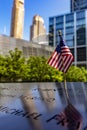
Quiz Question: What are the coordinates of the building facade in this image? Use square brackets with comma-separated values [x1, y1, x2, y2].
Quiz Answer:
[71, 0, 87, 12]
[10, 0, 24, 39]
[0, 35, 53, 59]
[30, 15, 47, 44]
[49, 10, 87, 68]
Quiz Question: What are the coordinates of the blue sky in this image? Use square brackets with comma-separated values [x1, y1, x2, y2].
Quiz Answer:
[0, 0, 70, 40]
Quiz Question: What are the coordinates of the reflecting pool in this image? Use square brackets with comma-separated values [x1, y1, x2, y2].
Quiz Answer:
[0, 82, 87, 130]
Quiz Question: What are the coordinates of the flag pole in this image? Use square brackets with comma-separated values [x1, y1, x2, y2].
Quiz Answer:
[58, 30, 70, 104]
[63, 72, 70, 104]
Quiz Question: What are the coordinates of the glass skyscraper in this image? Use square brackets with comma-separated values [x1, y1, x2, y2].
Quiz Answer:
[49, 10, 87, 68]
[71, 0, 87, 12]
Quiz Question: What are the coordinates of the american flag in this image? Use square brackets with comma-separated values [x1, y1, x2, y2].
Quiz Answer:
[47, 38, 74, 73]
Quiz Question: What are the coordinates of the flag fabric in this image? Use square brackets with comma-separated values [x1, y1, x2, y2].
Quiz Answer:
[47, 38, 74, 73]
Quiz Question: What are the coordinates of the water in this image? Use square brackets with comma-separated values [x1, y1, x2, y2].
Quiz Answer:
[0, 82, 87, 130]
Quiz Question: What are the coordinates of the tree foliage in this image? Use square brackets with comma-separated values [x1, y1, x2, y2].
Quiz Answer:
[66, 66, 87, 82]
[22, 56, 63, 82]
[0, 48, 87, 82]
[0, 48, 25, 82]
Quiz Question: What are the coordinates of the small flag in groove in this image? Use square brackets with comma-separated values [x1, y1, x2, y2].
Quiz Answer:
[47, 38, 74, 73]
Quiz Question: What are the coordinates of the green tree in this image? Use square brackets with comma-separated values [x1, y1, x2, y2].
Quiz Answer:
[23, 56, 50, 81]
[0, 48, 87, 82]
[66, 66, 87, 82]
[22, 56, 63, 82]
[0, 55, 7, 81]
[4, 48, 26, 81]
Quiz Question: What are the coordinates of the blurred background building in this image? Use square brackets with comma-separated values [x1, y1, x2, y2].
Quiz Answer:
[10, 0, 24, 39]
[71, 0, 87, 12]
[0, 35, 53, 58]
[30, 15, 48, 45]
[49, 0, 87, 68]
[0, 0, 54, 60]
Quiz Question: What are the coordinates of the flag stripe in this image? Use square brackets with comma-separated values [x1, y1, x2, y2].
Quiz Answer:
[51, 53, 59, 67]
[48, 51, 57, 65]
[58, 56, 66, 72]
[55, 56, 62, 69]
[63, 55, 72, 72]
[64, 56, 74, 73]
[56, 56, 63, 70]
[53, 55, 59, 68]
